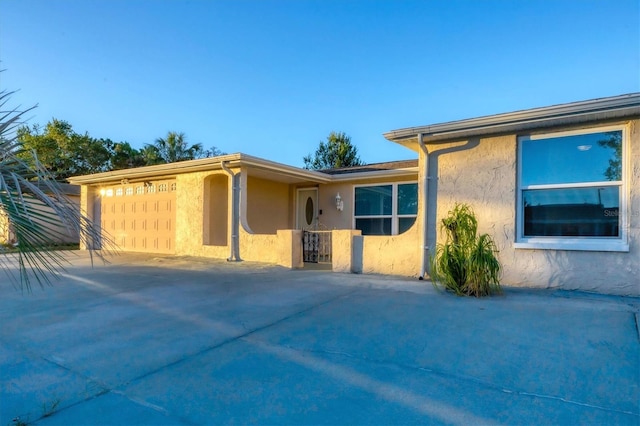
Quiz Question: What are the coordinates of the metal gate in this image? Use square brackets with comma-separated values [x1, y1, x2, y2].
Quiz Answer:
[302, 230, 332, 264]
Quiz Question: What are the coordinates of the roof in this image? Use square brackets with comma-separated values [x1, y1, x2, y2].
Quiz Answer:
[32, 181, 80, 196]
[384, 93, 640, 149]
[321, 159, 418, 175]
[68, 153, 418, 186]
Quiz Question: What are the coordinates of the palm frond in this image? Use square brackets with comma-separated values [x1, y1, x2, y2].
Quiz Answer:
[1, 87, 114, 291]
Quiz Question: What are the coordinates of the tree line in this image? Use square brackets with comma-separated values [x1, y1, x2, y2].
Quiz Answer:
[16, 119, 224, 180]
[15, 119, 365, 181]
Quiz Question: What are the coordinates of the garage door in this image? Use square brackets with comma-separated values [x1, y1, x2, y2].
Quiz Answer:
[100, 180, 176, 254]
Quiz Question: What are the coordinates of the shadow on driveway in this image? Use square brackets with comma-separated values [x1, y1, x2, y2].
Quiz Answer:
[1, 252, 638, 425]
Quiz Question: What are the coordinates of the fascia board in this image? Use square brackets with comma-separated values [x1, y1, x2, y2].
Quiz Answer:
[68, 153, 333, 185]
[327, 168, 419, 182]
[68, 154, 244, 185]
[384, 93, 640, 143]
[239, 155, 332, 183]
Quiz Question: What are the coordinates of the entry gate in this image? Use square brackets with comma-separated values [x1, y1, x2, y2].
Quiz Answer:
[302, 230, 332, 264]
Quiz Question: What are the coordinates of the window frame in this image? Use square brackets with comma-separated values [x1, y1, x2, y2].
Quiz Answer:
[353, 181, 418, 236]
[515, 124, 629, 252]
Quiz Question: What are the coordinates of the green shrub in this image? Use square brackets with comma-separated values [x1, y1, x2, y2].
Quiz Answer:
[430, 203, 501, 297]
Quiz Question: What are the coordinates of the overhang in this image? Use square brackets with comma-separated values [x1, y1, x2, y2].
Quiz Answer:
[68, 153, 333, 186]
[383, 93, 640, 148]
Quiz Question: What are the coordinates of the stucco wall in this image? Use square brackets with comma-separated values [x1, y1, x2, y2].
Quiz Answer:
[0, 210, 11, 245]
[239, 228, 302, 268]
[317, 177, 421, 277]
[361, 224, 420, 277]
[246, 176, 291, 234]
[429, 119, 639, 295]
[175, 171, 230, 259]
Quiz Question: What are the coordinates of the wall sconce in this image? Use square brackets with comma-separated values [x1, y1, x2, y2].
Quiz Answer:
[335, 193, 344, 211]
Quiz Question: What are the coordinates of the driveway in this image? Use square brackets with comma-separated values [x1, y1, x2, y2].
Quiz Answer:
[1, 252, 638, 425]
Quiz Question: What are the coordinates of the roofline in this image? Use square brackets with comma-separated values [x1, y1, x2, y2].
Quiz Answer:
[383, 93, 640, 144]
[68, 153, 334, 185]
[68, 153, 419, 186]
[328, 167, 418, 182]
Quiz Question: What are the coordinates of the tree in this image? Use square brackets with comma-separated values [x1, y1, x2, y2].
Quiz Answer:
[17, 119, 111, 180]
[598, 131, 622, 181]
[144, 131, 204, 165]
[106, 140, 146, 170]
[303, 131, 364, 170]
[0, 88, 108, 290]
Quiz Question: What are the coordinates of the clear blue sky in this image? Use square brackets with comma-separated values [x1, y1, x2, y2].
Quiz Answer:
[2, 0, 639, 167]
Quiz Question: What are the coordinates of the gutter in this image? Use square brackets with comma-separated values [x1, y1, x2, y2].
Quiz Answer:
[221, 161, 241, 262]
[418, 133, 429, 280]
[68, 153, 333, 186]
[384, 93, 640, 143]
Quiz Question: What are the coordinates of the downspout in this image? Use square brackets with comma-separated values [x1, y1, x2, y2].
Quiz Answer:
[418, 133, 430, 280]
[221, 161, 241, 261]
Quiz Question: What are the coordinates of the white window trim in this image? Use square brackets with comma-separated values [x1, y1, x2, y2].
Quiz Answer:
[353, 181, 418, 236]
[515, 124, 629, 252]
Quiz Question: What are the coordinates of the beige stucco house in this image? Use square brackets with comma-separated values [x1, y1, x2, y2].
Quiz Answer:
[68, 156, 420, 276]
[70, 93, 639, 296]
[384, 93, 639, 296]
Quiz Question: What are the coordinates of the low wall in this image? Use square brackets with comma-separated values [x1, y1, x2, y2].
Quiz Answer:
[239, 227, 303, 269]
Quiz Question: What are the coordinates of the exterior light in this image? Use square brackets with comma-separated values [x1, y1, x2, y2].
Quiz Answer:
[335, 193, 344, 211]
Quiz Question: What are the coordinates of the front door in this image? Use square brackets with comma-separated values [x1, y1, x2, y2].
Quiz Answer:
[296, 188, 318, 230]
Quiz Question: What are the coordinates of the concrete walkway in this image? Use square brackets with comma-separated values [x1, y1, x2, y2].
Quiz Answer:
[1, 252, 638, 425]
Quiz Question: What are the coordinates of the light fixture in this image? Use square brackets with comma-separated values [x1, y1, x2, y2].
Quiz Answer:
[335, 193, 344, 211]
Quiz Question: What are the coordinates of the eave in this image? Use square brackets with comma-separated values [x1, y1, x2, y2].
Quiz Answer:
[383, 93, 640, 147]
[68, 153, 333, 186]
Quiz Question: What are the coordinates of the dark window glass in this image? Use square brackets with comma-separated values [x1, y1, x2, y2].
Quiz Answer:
[398, 217, 417, 234]
[356, 218, 392, 236]
[398, 183, 418, 215]
[355, 186, 392, 216]
[523, 187, 619, 237]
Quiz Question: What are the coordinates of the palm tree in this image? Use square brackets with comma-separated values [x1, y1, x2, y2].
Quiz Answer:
[145, 131, 203, 164]
[0, 88, 108, 291]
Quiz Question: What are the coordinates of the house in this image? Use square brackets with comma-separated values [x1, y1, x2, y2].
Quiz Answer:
[68, 156, 420, 276]
[1, 183, 81, 246]
[384, 93, 639, 296]
[69, 93, 639, 296]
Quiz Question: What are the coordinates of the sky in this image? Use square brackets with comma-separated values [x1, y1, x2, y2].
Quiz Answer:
[1, 0, 639, 168]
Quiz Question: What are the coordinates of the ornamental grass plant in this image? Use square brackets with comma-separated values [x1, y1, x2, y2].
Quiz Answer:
[430, 203, 501, 297]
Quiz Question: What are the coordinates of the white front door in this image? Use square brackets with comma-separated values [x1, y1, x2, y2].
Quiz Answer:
[296, 188, 318, 230]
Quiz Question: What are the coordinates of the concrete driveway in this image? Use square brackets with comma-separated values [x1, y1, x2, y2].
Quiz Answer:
[1, 252, 638, 425]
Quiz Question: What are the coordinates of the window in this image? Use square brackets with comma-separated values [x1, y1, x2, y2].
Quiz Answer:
[115, 188, 123, 196]
[158, 183, 168, 192]
[136, 186, 145, 194]
[354, 182, 418, 235]
[125, 187, 134, 196]
[516, 126, 628, 251]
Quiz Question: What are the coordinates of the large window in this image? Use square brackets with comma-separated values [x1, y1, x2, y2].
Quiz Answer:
[354, 182, 418, 235]
[516, 126, 628, 251]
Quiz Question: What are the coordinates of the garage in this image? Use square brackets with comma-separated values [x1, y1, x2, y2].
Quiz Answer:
[99, 180, 176, 254]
